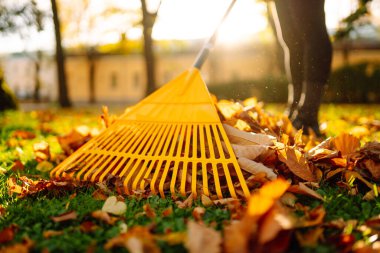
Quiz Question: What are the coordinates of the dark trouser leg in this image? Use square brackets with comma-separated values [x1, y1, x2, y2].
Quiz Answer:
[274, 0, 332, 135]
[272, 1, 303, 119]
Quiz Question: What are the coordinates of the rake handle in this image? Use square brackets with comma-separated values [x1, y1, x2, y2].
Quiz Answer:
[193, 0, 237, 70]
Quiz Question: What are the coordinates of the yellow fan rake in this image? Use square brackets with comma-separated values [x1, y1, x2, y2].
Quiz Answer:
[51, 0, 251, 199]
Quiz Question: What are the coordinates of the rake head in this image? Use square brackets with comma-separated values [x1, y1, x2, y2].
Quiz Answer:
[51, 69, 250, 199]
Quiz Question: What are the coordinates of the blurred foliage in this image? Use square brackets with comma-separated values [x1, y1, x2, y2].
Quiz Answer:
[334, 0, 373, 40]
[0, 0, 44, 35]
[209, 61, 380, 103]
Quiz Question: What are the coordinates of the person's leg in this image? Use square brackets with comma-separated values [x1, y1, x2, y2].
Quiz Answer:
[272, 1, 304, 119]
[289, 0, 333, 135]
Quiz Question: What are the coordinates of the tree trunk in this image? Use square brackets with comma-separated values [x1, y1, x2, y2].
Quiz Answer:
[141, 0, 156, 96]
[0, 76, 18, 111]
[33, 51, 42, 102]
[88, 53, 96, 103]
[51, 0, 71, 107]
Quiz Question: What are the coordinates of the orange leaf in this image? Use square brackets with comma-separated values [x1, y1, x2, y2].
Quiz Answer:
[50, 211, 77, 223]
[12, 130, 36, 139]
[11, 160, 24, 172]
[0, 225, 17, 243]
[43, 230, 64, 238]
[162, 207, 173, 217]
[247, 179, 290, 217]
[278, 147, 317, 182]
[91, 210, 117, 225]
[333, 133, 360, 157]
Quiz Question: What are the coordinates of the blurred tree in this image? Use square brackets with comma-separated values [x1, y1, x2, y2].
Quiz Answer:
[0, 0, 43, 111]
[51, 0, 71, 107]
[141, 0, 161, 96]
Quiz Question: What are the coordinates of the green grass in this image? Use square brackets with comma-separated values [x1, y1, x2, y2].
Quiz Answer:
[1, 104, 379, 252]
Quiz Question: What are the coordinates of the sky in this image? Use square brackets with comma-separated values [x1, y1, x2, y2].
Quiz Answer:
[0, 0, 379, 54]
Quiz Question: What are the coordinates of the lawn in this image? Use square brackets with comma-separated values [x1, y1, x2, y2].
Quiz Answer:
[0, 101, 379, 253]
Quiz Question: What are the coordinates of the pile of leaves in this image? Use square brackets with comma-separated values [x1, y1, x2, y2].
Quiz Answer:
[1, 99, 380, 252]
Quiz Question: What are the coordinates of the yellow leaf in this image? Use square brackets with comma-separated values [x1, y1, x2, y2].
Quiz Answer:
[36, 161, 54, 172]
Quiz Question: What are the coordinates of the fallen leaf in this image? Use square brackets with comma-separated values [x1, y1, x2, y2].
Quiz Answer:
[162, 207, 173, 217]
[296, 227, 324, 247]
[297, 205, 326, 227]
[143, 203, 156, 219]
[0, 224, 18, 243]
[92, 189, 108, 200]
[176, 193, 194, 208]
[277, 147, 317, 182]
[155, 232, 187, 245]
[288, 183, 324, 201]
[102, 196, 126, 216]
[333, 133, 360, 157]
[11, 160, 24, 172]
[12, 130, 36, 139]
[80, 221, 99, 233]
[192, 207, 206, 221]
[248, 179, 290, 217]
[363, 159, 380, 180]
[238, 157, 277, 180]
[104, 226, 160, 253]
[36, 161, 54, 172]
[33, 141, 51, 162]
[201, 194, 214, 207]
[232, 144, 268, 160]
[0, 237, 34, 253]
[223, 124, 276, 146]
[50, 211, 77, 223]
[43, 230, 64, 238]
[57, 127, 92, 155]
[91, 210, 117, 225]
[185, 220, 221, 253]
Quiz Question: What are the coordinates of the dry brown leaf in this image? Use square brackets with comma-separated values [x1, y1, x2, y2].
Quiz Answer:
[104, 226, 160, 253]
[345, 170, 373, 189]
[258, 202, 295, 245]
[176, 193, 194, 209]
[91, 210, 117, 225]
[185, 220, 221, 253]
[333, 133, 360, 157]
[280, 192, 297, 207]
[102, 196, 126, 216]
[288, 183, 324, 201]
[92, 189, 108, 201]
[238, 157, 277, 180]
[231, 144, 267, 160]
[143, 203, 156, 219]
[43, 230, 64, 238]
[192, 207, 206, 221]
[57, 127, 92, 155]
[363, 159, 380, 180]
[223, 124, 276, 146]
[278, 147, 317, 182]
[33, 141, 51, 162]
[50, 211, 77, 223]
[223, 220, 252, 253]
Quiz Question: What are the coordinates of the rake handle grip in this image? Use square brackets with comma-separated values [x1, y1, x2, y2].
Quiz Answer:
[193, 0, 237, 69]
